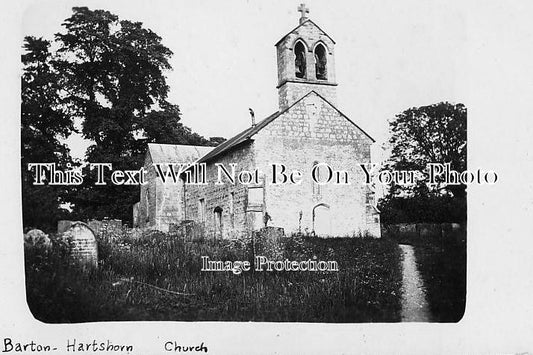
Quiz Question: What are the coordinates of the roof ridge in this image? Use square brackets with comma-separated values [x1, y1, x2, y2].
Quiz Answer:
[148, 142, 212, 148]
[147, 143, 213, 164]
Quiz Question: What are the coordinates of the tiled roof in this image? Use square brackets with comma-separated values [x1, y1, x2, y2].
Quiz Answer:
[147, 143, 213, 164]
[198, 111, 282, 163]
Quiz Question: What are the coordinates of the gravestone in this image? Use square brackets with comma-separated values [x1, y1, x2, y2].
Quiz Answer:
[24, 229, 52, 249]
[61, 222, 98, 268]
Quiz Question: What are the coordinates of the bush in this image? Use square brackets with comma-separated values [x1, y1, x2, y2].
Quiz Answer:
[378, 195, 466, 224]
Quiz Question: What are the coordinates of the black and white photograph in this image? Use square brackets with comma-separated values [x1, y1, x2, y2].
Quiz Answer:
[1, 0, 533, 353]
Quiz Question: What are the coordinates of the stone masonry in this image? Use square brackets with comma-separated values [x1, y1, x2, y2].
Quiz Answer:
[253, 92, 380, 237]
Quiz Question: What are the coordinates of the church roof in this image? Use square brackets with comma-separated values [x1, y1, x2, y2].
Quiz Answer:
[198, 91, 375, 163]
[198, 111, 283, 163]
[274, 19, 336, 47]
[147, 143, 213, 164]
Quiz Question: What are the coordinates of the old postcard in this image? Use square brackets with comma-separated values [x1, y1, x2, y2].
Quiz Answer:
[1, 0, 532, 354]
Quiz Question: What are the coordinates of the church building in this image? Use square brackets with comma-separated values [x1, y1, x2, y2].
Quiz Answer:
[134, 4, 381, 238]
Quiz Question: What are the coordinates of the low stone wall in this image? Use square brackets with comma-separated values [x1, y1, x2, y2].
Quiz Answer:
[87, 219, 122, 235]
[382, 223, 465, 241]
[58, 219, 123, 235]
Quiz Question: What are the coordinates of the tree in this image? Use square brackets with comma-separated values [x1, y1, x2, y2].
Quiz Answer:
[54, 7, 173, 151]
[52, 7, 212, 223]
[21, 36, 74, 231]
[385, 102, 467, 198]
[139, 103, 211, 146]
[379, 102, 467, 223]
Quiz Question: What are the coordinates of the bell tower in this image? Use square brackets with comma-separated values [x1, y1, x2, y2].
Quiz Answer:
[275, 4, 338, 110]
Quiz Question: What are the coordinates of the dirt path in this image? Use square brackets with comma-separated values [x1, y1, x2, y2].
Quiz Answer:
[399, 244, 432, 322]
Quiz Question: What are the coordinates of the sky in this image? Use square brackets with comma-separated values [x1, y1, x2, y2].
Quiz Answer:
[22, 0, 467, 160]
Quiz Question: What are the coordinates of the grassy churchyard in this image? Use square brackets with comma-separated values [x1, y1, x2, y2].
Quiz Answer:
[24, 228, 465, 323]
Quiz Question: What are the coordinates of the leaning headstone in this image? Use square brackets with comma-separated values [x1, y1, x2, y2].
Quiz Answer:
[24, 229, 52, 249]
[62, 222, 98, 268]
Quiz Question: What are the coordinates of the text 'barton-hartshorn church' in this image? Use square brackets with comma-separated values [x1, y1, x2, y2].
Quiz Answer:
[134, 4, 381, 238]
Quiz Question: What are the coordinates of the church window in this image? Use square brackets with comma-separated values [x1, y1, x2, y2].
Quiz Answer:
[294, 41, 306, 79]
[314, 43, 327, 80]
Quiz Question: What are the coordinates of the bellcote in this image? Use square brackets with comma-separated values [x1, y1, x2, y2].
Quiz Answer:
[275, 4, 337, 110]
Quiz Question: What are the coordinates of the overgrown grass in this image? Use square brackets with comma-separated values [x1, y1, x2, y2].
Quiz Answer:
[25, 231, 403, 323]
[396, 233, 466, 322]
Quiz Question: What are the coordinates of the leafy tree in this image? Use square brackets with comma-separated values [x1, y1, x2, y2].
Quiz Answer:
[139, 103, 211, 146]
[54, 7, 173, 151]
[379, 102, 467, 223]
[52, 7, 212, 223]
[385, 102, 467, 198]
[378, 195, 467, 224]
[21, 36, 74, 231]
[208, 137, 227, 146]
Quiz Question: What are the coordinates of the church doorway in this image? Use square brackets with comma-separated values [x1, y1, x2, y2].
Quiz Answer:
[214, 206, 223, 238]
[313, 203, 331, 236]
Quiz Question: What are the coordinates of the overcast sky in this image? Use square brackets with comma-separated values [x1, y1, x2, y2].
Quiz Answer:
[22, 0, 467, 160]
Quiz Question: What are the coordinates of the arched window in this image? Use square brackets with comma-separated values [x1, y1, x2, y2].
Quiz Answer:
[314, 44, 327, 80]
[294, 41, 306, 79]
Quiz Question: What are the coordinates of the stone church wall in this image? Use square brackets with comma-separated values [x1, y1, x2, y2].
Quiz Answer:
[254, 92, 381, 237]
[137, 153, 156, 228]
[278, 82, 337, 110]
[137, 152, 185, 232]
[184, 143, 256, 239]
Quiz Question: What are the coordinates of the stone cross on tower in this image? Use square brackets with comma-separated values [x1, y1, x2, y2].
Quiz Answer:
[297, 3, 309, 24]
